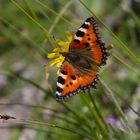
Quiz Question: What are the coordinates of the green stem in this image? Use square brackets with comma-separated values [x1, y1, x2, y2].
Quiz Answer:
[61, 102, 96, 139]
[88, 92, 109, 132]
[6, 119, 94, 140]
[0, 69, 48, 94]
[100, 78, 133, 133]
[23, 0, 38, 21]
[49, 0, 74, 34]
[11, 0, 48, 36]
[113, 54, 140, 79]
[35, 0, 73, 26]
[0, 16, 47, 56]
[10, 0, 57, 50]
[81, 94, 108, 138]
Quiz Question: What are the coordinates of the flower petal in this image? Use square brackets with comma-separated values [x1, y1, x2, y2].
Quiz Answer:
[56, 39, 66, 47]
[64, 42, 70, 48]
[48, 53, 57, 58]
[49, 56, 64, 67]
[56, 56, 64, 67]
[57, 69, 60, 74]
[66, 31, 72, 42]
[50, 58, 60, 66]
[56, 61, 63, 67]
[52, 48, 61, 53]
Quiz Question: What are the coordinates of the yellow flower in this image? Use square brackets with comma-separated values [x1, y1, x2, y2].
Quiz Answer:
[47, 31, 72, 73]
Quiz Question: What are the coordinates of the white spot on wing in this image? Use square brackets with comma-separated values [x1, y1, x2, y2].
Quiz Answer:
[85, 21, 90, 25]
[56, 91, 61, 96]
[74, 35, 82, 41]
[79, 28, 87, 33]
[57, 82, 64, 89]
[59, 73, 67, 79]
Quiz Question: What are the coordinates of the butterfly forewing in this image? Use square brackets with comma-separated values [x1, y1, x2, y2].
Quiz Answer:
[70, 17, 107, 66]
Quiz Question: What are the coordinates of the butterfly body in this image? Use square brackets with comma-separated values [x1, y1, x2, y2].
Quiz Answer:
[61, 48, 94, 73]
[55, 17, 108, 101]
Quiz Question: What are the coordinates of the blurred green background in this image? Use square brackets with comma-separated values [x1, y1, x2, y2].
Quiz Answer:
[0, 0, 140, 140]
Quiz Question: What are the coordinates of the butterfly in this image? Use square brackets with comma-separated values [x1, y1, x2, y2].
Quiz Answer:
[56, 17, 108, 101]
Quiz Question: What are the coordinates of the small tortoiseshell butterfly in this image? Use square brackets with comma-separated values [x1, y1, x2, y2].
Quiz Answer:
[56, 17, 108, 101]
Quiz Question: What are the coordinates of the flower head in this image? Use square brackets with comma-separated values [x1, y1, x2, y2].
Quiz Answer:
[106, 115, 123, 130]
[48, 31, 72, 69]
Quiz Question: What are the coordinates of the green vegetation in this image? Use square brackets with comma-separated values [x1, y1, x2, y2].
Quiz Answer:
[0, 0, 140, 140]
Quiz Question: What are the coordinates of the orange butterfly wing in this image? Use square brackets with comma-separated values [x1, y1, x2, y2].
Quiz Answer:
[56, 62, 99, 101]
[70, 17, 107, 66]
[55, 17, 107, 101]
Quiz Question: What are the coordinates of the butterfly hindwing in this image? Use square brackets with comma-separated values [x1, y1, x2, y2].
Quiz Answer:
[56, 62, 99, 101]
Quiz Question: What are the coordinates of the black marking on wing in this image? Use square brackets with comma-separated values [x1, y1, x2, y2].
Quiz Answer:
[81, 23, 89, 29]
[56, 86, 63, 93]
[57, 76, 65, 85]
[61, 70, 67, 75]
[76, 30, 85, 37]
[74, 39, 80, 43]
[84, 42, 90, 47]
[70, 75, 76, 80]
